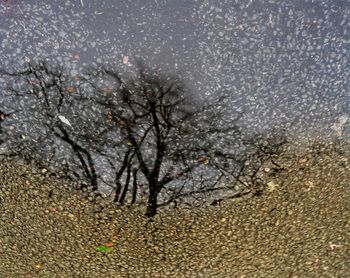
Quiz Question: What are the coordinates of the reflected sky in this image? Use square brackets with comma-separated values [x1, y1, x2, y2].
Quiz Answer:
[0, 0, 349, 139]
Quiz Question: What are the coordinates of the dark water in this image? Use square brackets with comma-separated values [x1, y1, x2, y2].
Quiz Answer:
[0, 0, 349, 199]
[1, 0, 349, 138]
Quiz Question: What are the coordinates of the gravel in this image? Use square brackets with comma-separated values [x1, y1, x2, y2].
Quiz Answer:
[0, 144, 349, 277]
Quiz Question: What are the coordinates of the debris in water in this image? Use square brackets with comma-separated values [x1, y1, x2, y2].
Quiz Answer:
[122, 55, 129, 65]
[58, 115, 72, 127]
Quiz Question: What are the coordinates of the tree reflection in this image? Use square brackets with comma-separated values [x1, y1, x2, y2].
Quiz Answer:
[1, 60, 289, 217]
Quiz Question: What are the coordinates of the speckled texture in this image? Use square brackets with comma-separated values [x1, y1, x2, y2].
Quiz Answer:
[0, 142, 349, 277]
[1, 1, 349, 276]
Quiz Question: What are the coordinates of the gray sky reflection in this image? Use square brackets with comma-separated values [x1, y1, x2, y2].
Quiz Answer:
[0, 1, 349, 198]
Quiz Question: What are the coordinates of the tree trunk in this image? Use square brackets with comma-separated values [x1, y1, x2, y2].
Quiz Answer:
[131, 168, 138, 205]
[113, 150, 131, 203]
[145, 186, 159, 217]
[113, 182, 121, 203]
[119, 165, 131, 205]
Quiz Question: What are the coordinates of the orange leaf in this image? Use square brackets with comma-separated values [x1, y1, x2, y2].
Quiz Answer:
[196, 156, 205, 162]
[102, 87, 113, 93]
[196, 156, 209, 164]
[66, 86, 75, 94]
[105, 242, 113, 247]
[118, 119, 127, 127]
[106, 112, 114, 124]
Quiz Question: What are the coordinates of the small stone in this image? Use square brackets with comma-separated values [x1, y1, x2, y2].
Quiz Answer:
[299, 157, 308, 164]
[267, 181, 279, 192]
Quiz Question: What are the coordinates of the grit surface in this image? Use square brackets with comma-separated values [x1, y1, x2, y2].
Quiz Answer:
[0, 143, 349, 277]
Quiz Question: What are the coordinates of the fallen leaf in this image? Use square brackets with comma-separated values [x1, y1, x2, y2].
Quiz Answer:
[102, 87, 113, 93]
[197, 156, 209, 164]
[304, 180, 314, 191]
[66, 86, 75, 94]
[299, 157, 308, 164]
[105, 242, 113, 247]
[118, 119, 127, 127]
[58, 115, 72, 127]
[95, 245, 113, 253]
[106, 112, 114, 124]
[0, 111, 6, 121]
[329, 242, 342, 250]
[122, 55, 129, 65]
[267, 181, 279, 192]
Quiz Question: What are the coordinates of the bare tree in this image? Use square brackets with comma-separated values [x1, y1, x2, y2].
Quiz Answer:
[1, 60, 289, 217]
[80, 62, 244, 216]
[0, 62, 99, 191]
